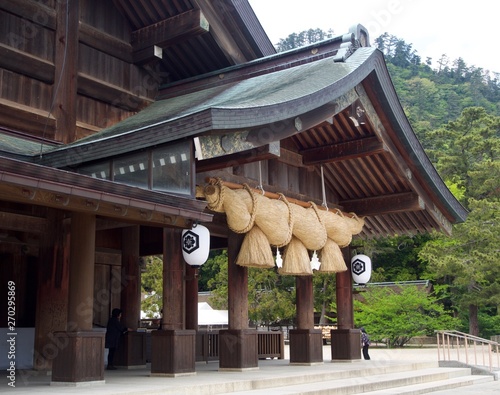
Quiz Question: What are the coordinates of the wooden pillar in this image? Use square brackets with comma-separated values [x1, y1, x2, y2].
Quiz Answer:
[120, 226, 141, 330]
[185, 265, 198, 331]
[289, 276, 322, 365]
[219, 231, 258, 371]
[115, 225, 147, 368]
[67, 213, 96, 331]
[52, 212, 105, 384]
[162, 228, 184, 330]
[151, 228, 195, 376]
[33, 209, 69, 371]
[296, 276, 314, 329]
[53, 0, 78, 143]
[331, 248, 361, 361]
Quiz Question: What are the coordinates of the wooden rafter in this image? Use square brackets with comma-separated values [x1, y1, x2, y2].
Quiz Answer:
[301, 136, 386, 165]
[132, 9, 209, 64]
[196, 143, 280, 173]
[340, 192, 424, 217]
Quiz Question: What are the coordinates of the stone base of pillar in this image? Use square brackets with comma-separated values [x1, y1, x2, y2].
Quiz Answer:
[330, 329, 362, 361]
[150, 330, 196, 376]
[114, 331, 147, 368]
[51, 331, 105, 385]
[219, 329, 258, 371]
[289, 329, 323, 365]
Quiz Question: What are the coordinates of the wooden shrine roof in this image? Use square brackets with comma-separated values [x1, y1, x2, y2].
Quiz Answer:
[29, 26, 467, 238]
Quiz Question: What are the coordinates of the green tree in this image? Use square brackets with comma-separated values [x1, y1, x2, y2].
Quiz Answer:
[141, 255, 163, 318]
[208, 250, 296, 326]
[276, 28, 334, 52]
[420, 199, 500, 336]
[353, 285, 458, 347]
[314, 273, 337, 325]
[427, 107, 500, 203]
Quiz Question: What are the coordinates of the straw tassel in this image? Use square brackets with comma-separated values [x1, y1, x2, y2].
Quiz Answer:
[279, 236, 312, 276]
[318, 238, 347, 273]
[236, 226, 275, 268]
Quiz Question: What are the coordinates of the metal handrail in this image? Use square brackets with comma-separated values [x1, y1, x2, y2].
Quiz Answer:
[436, 330, 500, 372]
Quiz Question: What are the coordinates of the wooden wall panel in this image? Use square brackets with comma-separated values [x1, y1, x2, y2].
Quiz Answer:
[76, 95, 135, 136]
[79, 44, 156, 98]
[0, 9, 54, 61]
[0, 69, 52, 110]
[79, 0, 130, 41]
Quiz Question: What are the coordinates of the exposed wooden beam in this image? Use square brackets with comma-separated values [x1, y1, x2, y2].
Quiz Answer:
[0, 43, 54, 83]
[77, 73, 153, 112]
[340, 192, 425, 217]
[132, 9, 209, 64]
[278, 148, 305, 167]
[0, 0, 56, 29]
[193, 0, 251, 64]
[0, 98, 55, 137]
[301, 136, 386, 165]
[0, 211, 47, 233]
[196, 143, 280, 173]
[79, 22, 133, 63]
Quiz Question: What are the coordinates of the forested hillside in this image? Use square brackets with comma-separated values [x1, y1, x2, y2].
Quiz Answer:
[373, 33, 500, 146]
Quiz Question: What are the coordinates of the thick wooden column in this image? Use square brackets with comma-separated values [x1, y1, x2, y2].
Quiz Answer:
[219, 231, 258, 371]
[120, 226, 141, 329]
[331, 248, 361, 361]
[33, 209, 69, 371]
[185, 265, 198, 331]
[290, 275, 323, 365]
[115, 225, 147, 368]
[53, 0, 79, 143]
[67, 213, 96, 330]
[52, 212, 105, 384]
[151, 228, 195, 376]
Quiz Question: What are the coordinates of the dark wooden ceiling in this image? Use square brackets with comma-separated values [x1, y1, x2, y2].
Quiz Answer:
[111, 0, 275, 83]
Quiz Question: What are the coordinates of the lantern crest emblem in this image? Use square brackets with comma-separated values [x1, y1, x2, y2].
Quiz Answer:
[182, 230, 199, 254]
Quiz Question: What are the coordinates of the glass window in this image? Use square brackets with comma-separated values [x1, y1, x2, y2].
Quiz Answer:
[152, 142, 191, 195]
[79, 162, 110, 180]
[113, 151, 149, 188]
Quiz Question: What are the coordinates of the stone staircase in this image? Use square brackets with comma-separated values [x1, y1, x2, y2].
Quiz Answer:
[220, 361, 494, 395]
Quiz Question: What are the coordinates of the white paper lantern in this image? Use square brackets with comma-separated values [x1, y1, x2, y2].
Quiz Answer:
[351, 254, 372, 284]
[182, 224, 210, 267]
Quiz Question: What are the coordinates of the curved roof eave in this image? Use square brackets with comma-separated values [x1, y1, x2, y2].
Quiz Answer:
[355, 50, 468, 224]
[36, 48, 374, 168]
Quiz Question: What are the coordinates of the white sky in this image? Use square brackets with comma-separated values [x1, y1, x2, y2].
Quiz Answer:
[248, 0, 499, 74]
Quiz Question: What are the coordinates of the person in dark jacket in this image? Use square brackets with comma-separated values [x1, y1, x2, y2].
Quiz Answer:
[105, 308, 130, 370]
[361, 327, 371, 360]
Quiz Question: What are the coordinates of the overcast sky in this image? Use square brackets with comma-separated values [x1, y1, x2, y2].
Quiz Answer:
[248, 0, 498, 74]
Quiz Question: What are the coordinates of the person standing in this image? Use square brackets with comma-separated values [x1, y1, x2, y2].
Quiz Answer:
[361, 327, 371, 360]
[105, 308, 130, 370]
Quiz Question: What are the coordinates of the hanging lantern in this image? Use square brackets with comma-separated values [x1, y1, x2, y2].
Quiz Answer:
[182, 224, 210, 267]
[351, 254, 371, 284]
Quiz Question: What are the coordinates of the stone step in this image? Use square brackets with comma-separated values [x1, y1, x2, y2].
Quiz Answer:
[226, 367, 484, 395]
[362, 373, 494, 394]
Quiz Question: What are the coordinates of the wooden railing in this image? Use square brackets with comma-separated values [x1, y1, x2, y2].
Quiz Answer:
[436, 330, 500, 372]
[196, 331, 220, 362]
[258, 331, 285, 359]
[196, 330, 285, 362]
